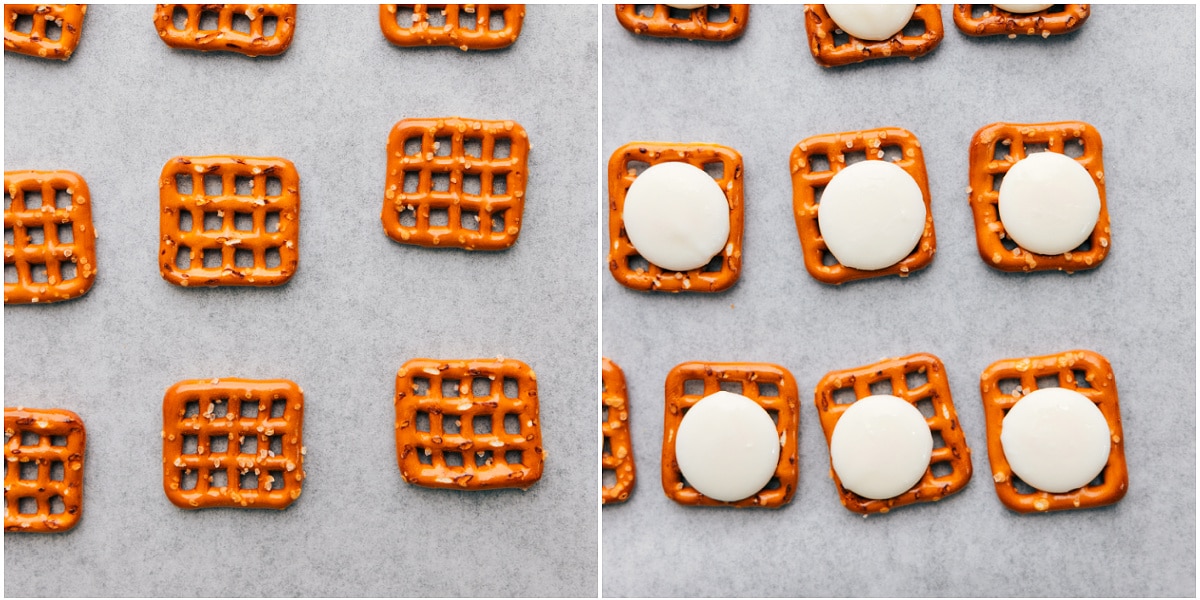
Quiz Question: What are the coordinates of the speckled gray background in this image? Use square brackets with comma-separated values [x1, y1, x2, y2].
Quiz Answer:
[5, 5, 597, 597]
[601, 4, 1195, 598]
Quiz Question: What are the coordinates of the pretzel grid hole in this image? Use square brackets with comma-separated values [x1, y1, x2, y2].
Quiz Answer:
[13, 13, 33, 34]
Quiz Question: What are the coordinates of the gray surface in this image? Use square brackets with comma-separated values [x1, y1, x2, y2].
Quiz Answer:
[4, 5, 597, 597]
[601, 4, 1195, 598]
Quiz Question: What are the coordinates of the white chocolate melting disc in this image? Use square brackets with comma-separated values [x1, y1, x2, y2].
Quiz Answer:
[675, 391, 780, 502]
[998, 151, 1100, 256]
[1001, 387, 1110, 494]
[818, 160, 926, 271]
[992, 4, 1055, 14]
[623, 161, 730, 272]
[825, 4, 917, 41]
[830, 395, 933, 500]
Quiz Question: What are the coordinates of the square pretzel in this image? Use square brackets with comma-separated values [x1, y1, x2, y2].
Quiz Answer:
[980, 349, 1127, 513]
[790, 127, 936, 284]
[662, 362, 798, 508]
[380, 4, 524, 50]
[162, 378, 305, 509]
[814, 354, 972, 514]
[608, 142, 744, 293]
[4, 408, 86, 532]
[968, 121, 1109, 273]
[952, 4, 1090, 37]
[614, 4, 749, 42]
[3, 4, 86, 60]
[395, 358, 543, 490]
[804, 4, 943, 67]
[383, 117, 529, 251]
[4, 170, 97, 304]
[602, 358, 635, 505]
[159, 156, 300, 287]
[152, 4, 296, 56]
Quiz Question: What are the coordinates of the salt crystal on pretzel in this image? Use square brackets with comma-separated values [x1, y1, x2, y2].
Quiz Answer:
[3, 4, 86, 59]
[4, 407, 86, 532]
[380, 4, 524, 50]
[602, 358, 635, 505]
[4, 170, 97, 304]
[614, 4, 749, 42]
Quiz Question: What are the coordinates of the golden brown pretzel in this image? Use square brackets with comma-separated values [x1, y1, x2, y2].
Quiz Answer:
[608, 142, 744, 293]
[4, 4, 85, 59]
[153, 4, 296, 56]
[814, 354, 972, 514]
[4, 170, 97, 304]
[804, 4, 943, 67]
[159, 155, 300, 287]
[614, 4, 748, 42]
[383, 117, 528, 251]
[790, 127, 936, 285]
[980, 350, 1127, 513]
[662, 362, 798, 508]
[162, 378, 305, 509]
[953, 4, 1089, 37]
[602, 358, 635, 505]
[968, 121, 1109, 273]
[395, 358, 544, 490]
[380, 4, 524, 50]
[5, 407, 86, 532]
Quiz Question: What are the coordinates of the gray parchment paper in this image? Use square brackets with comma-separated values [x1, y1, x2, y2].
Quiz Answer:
[601, 4, 1195, 597]
[5, 5, 598, 597]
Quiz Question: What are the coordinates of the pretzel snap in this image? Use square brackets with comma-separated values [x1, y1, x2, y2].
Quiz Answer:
[383, 117, 528, 250]
[814, 354, 971, 514]
[153, 4, 296, 56]
[602, 358, 635, 504]
[4, 4, 85, 59]
[953, 4, 1090, 37]
[968, 121, 1108, 273]
[380, 4, 524, 50]
[5, 407, 85, 532]
[614, 4, 748, 42]
[790, 127, 936, 284]
[159, 156, 300, 287]
[980, 350, 1126, 513]
[395, 358, 544, 490]
[162, 378, 305, 509]
[5, 170, 97, 304]
[662, 362, 798, 508]
[804, 4, 943, 67]
[608, 142, 744, 293]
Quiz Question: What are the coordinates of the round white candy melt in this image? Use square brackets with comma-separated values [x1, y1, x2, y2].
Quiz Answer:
[675, 391, 780, 502]
[817, 160, 926, 271]
[830, 395, 932, 500]
[992, 4, 1055, 13]
[623, 162, 730, 272]
[824, 4, 917, 41]
[998, 151, 1100, 256]
[1001, 387, 1110, 494]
